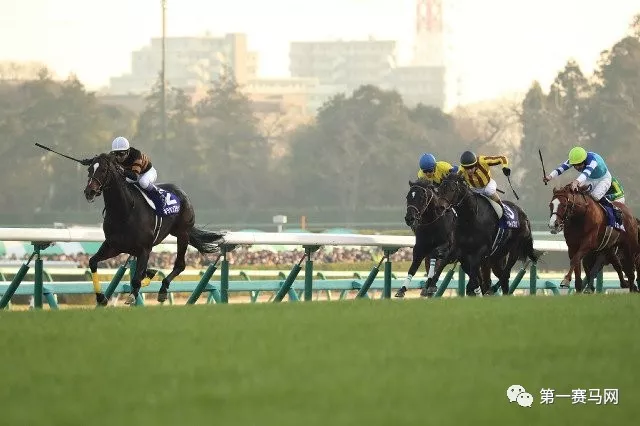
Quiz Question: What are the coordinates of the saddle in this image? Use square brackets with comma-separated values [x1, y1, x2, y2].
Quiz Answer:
[131, 184, 181, 217]
[596, 201, 625, 231]
[478, 195, 520, 230]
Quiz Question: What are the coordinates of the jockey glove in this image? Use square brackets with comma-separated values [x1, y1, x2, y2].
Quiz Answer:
[502, 167, 511, 177]
[123, 169, 137, 181]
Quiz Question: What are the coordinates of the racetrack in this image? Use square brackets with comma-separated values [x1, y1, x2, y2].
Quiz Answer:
[1, 295, 638, 425]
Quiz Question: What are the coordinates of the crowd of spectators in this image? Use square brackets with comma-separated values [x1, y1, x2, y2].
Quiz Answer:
[2, 246, 414, 268]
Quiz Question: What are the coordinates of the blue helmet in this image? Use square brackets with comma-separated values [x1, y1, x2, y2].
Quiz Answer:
[419, 153, 437, 172]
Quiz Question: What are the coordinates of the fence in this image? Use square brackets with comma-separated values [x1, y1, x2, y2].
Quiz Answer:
[0, 226, 607, 310]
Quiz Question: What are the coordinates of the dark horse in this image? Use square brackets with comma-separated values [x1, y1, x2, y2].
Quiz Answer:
[83, 153, 225, 305]
[548, 184, 640, 293]
[438, 173, 541, 295]
[396, 180, 459, 298]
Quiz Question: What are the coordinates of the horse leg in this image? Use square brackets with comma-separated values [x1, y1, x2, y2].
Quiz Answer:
[420, 257, 437, 297]
[621, 245, 639, 293]
[583, 253, 605, 294]
[608, 247, 629, 288]
[158, 231, 189, 303]
[561, 242, 595, 291]
[577, 254, 590, 293]
[479, 262, 492, 295]
[465, 256, 483, 297]
[125, 249, 151, 306]
[88, 242, 121, 307]
[495, 250, 519, 296]
[397, 243, 427, 298]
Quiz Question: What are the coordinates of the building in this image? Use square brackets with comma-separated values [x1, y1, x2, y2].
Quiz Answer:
[243, 77, 347, 116]
[109, 33, 258, 95]
[385, 66, 446, 109]
[289, 39, 396, 91]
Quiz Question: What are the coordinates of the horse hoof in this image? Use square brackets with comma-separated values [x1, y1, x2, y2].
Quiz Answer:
[157, 292, 168, 303]
[422, 285, 437, 298]
[124, 294, 136, 305]
[560, 279, 570, 288]
[96, 293, 108, 307]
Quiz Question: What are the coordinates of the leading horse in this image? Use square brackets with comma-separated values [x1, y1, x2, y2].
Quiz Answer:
[83, 153, 225, 305]
[438, 173, 541, 295]
[548, 184, 640, 292]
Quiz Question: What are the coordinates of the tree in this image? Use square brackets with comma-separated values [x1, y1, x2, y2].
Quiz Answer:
[288, 85, 427, 221]
[195, 66, 269, 209]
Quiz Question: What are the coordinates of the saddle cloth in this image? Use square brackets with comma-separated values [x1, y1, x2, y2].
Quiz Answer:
[131, 184, 181, 217]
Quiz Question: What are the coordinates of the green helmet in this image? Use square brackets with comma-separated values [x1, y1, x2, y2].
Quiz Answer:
[568, 147, 587, 165]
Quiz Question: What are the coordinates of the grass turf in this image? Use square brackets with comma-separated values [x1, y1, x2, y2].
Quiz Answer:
[0, 295, 638, 425]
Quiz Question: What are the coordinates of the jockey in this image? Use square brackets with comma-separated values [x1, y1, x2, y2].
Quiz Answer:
[543, 146, 622, 221]
[458, 150, 511, 216]
[417, 153, 459, 185]
[83, 137, 163, 198]
[606, 176, 625, 204]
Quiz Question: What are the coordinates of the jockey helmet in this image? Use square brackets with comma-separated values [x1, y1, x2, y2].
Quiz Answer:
[419, 153, 436, 172]
[460, 151, 477, 168]
[111, 136, 130, 152]
[568, 146, 587, 165]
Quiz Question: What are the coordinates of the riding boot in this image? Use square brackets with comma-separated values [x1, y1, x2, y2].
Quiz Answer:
[487, 193, 504, 218]
[488, 193, 502, 205]
[600, 197, 622, 223]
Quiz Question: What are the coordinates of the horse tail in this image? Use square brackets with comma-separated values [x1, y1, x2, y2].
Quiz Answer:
[188, 226, 226, 254]
[520, 219, 544, 263]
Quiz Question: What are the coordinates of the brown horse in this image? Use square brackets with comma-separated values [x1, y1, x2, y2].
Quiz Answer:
[548, 184, 640, 292]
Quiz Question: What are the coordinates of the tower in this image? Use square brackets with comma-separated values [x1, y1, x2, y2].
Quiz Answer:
[413, 0, 444, 66]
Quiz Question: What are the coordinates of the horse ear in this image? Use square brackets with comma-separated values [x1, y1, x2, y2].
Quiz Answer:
[409, 180, 416, 186]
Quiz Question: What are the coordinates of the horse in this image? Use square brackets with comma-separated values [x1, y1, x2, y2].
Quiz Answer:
[438, 173, 541, 295]
[83, 153, 225, 305]
[548, 184, 640, 293]
[396, 180, 459, 298]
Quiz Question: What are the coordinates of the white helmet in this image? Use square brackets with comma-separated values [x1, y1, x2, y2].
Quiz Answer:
[111, 136, 130, 152]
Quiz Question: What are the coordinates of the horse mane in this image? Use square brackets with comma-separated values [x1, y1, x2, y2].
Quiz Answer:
[408, 178, 436, 190]
[92, 152, 135, 211]
[552, 182, 592, 198]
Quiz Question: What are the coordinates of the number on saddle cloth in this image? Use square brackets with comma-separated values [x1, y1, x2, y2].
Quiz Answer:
[498, 204, 519, 230]
[134, 184, 181, 217]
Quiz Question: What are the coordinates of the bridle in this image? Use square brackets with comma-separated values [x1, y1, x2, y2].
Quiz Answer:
[440, 177, 477, 215]
[407, 185, 451, 228]
[551, 190, 587, 229]
[86, 160, 119, 199]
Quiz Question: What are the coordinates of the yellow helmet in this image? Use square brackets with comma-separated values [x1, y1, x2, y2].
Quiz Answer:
[568, 147, 587, 165]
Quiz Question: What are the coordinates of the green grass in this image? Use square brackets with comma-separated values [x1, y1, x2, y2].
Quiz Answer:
[1, 295, 638, 425]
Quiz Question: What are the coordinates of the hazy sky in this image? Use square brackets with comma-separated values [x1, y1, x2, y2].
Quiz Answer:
[0, 0, 637, 104]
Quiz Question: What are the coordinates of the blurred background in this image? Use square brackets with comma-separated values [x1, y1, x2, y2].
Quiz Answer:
[0, 0, 638, 270]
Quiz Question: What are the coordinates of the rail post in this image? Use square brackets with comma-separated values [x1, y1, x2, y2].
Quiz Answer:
[303, 245, 320, 302]
[220, 245, 236, 304]
[382, 247, 400, 299]
[186, 256, 220, 305]
[32, 242, 51, 310]
[104, 255, 131, 301]
[274, 252, 306, 303]
[0, 252, 37, 309]
[434, 263, 457, 297]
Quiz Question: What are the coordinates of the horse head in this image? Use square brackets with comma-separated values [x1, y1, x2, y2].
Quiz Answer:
[83, 153, 124, 202]
[405, 179, 438, 228]
[438, 172, 468, 206]
[548, 183, 592, 233]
